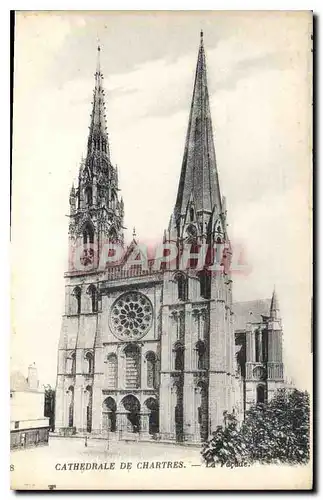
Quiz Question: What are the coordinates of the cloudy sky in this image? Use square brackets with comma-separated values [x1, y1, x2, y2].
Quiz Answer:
[12, 11, 312, 389]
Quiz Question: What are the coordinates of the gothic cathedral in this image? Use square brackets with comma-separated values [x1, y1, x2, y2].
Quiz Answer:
[55, 33, 285, 443]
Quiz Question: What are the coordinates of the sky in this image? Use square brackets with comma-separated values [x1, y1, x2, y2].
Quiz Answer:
[11, 11, 312, 389]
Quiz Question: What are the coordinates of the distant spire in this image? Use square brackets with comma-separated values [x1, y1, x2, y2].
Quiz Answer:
[174, 31, 222, 221]
[270, 287, 280, 319]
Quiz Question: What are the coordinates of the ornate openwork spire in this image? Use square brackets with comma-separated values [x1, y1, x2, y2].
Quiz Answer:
[174, 31, 222, 221]
[270, 287, 280, 320]
[87, 44, 110, 159]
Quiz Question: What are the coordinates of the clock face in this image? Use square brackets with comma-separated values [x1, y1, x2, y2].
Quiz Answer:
[253, 366, 266, 380]
[186, 224, 197, 237]
[109, 291, 153, 340]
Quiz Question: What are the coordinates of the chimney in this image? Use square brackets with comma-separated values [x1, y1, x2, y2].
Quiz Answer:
[27, 363, 38, 390]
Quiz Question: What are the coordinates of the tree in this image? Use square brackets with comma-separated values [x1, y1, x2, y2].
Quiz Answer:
[44, 384, 55, 431]
[202, 389, 310, 467]
[202, 413, 249, 467]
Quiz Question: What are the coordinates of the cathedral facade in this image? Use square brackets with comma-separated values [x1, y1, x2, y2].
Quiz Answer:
[55, 33, 285, 443]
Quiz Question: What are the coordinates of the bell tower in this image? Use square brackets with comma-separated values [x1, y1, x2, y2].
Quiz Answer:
[160, 32, 237, 443]
[266, 288, 284, 398]
[68, 45, 124, 273]
[55, 45, 125, 434]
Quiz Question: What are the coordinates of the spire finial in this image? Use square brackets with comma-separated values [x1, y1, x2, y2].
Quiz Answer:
[96, 38, 101, 74]
[200, 29, 204, 44]
[133, 227, 136, 239]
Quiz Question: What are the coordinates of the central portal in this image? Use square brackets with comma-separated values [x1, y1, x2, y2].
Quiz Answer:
[121, 395, 141, 433]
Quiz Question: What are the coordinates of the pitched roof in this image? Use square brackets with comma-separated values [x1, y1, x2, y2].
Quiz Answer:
[232, 299, 271, 332]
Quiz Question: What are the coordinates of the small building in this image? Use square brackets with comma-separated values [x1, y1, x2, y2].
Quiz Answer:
[233, 293, 285, 416]
[10, 364, 50, 450]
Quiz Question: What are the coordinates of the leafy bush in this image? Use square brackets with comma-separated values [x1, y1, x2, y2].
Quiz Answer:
[202, 389, 310, 467]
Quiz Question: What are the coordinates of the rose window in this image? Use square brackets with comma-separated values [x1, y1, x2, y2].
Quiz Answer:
[110, 291, 153, 340]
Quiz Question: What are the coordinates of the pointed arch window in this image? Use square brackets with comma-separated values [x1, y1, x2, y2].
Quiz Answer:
[195, 340, 207, 370]
[83, 223, 94, 246]
[174, 273, 188, 301]
[85, 186, 93, 206]
[87, 285, 98, 313]
[190, 207, 194, 222]
[85, 352, 94, 374]
[73, 286, 81, 315]
[197, 270, 211, 299]
[124, 344, 141, 389]
[146, 352, 157, 388]
[174, 342, 184, 371]
[106, 354, 118, 389]
[66, 352, 76, 374]
[255, 330, 267, 363]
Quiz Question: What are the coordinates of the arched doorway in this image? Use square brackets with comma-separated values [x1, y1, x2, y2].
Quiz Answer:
[102, 397, 117, 432]
[144, 397, 159, 435]
[121, 395, 141, 433]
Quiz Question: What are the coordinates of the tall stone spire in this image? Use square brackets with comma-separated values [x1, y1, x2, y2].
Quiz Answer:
[68, 44, 124, 261]
[174, 31, 222, 223]
[87, 44, 110, 160]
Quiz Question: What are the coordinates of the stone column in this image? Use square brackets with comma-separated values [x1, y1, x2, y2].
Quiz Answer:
[54, 376, 65, 431]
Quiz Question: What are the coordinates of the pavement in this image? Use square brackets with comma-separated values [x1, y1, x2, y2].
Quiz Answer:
[11, 435, 202, 464]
